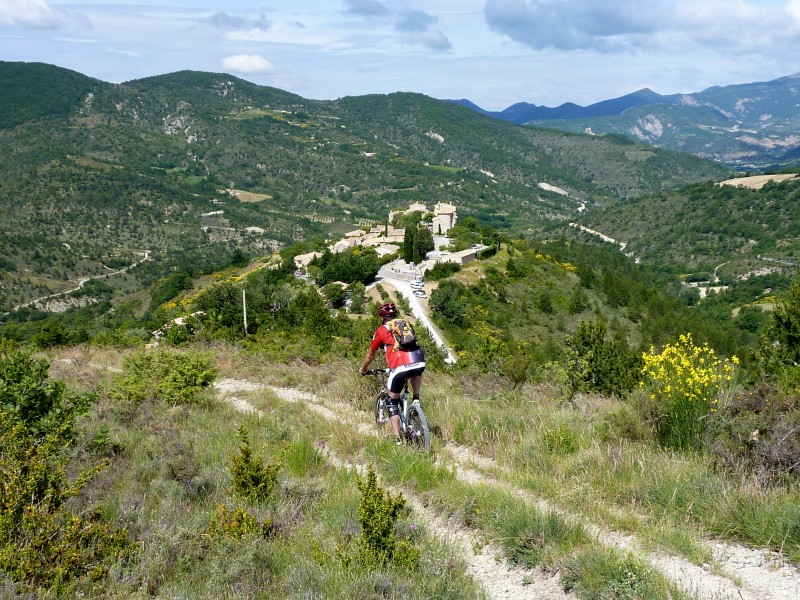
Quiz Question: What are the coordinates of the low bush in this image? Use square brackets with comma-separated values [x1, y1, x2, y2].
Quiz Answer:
[231, 426, 282, 503]
[0, 341, 91, 439]
[209, 504, 272, 539]
[109, 348, 217, 406]
[425, 262, 461, 281]
[0, 345, 128, 594]
[565, 321, 642, 398]
[640, 333, 737, 451]
[561, 546, 676, 599]
[352, 465, 419, 570]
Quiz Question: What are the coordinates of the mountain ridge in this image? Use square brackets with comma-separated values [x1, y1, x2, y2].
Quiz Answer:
[452, 72, 800, 169]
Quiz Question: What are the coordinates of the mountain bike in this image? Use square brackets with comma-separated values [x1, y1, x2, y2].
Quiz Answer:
[364, 369, 431, 450]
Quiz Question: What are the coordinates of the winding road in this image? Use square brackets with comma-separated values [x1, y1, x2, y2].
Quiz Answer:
[2, 250, 150, 316]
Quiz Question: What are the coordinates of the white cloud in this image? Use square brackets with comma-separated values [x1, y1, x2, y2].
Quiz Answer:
[221, 54, 275, 74]
[0, 0, 60, 28]
[790, 0, 800, 21]
[483, 0, 799, 54]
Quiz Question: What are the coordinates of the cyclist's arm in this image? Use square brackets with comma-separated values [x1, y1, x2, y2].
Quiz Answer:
[360, 328, 384, 374]
[360, 346, 378, 374]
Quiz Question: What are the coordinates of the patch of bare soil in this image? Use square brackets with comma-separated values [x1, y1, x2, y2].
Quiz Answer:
[718, 174, 798, 190]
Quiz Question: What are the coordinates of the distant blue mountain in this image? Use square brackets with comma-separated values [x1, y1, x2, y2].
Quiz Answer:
[452, 74, 800, 169]
[450, 88, 681, 124]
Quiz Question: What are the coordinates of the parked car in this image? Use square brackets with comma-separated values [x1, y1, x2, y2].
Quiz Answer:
[413, 290, 427, 298]
[410, 280, 425, 289]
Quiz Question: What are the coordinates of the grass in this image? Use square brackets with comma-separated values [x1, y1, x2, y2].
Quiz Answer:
[35, 341, 800, 597]
[40, 348, 485, 598]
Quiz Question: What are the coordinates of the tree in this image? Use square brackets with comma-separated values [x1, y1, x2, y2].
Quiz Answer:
[230, 248, 248, 268]
[429, 280, 468, 325]
[403, 224, 434, 264]
[195, 282, 243, 330]
[324, 283, 346, 308]
[761, 277, 800, 377]
[569, 282, 589, 314]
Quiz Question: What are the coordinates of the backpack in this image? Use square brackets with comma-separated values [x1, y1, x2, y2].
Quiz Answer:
[385, 318, 419, 352]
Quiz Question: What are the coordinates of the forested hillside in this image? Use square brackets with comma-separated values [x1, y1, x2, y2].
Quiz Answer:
[0, 62, 728, 314]
[574, 177, 800, 281]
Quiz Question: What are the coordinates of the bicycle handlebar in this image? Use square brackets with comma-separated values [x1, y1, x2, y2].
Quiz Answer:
[362, 368, 389, 376]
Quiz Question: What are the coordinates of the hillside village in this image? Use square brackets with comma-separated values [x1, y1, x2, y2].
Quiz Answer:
[293, 201, 485, 282]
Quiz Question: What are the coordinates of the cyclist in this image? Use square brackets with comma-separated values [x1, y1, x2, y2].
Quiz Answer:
[360, 301, 426, 444]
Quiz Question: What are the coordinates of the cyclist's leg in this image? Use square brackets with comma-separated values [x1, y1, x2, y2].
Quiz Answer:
[385, 398, 402, 441]
[389, 365, 427, 447]
[409, 374, 422, 397]
[386, 367, 408, 441]
[384, 370, 404, 441]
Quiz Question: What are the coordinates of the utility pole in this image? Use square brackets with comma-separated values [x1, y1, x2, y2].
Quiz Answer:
[242, 288, 248, 336]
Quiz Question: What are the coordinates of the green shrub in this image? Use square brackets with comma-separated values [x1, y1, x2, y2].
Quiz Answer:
[231, 426, 282, 503]
[541, 421, 580, 455]
[641, 333, 737, 451]
[596, 400, 650, 443]
[565, 321, 642, 398]
[561, 547, 673, 599]
[209, 504, 272, 539]
[0, 407, 128, 593]
[425, 262, 461, 281]
[90, 328, 147, 348]
[0, 341, 91, 440]
[353, 465, 419, 569]
[110, 348, 217, 406]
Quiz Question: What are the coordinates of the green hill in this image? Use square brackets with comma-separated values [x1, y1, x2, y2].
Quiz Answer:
[0, 61, 102, 128]
[574, 177, 800, 280]
[0, 61, 728, 313]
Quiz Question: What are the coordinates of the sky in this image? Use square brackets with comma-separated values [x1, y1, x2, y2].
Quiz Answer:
[1, 0, 799, 111]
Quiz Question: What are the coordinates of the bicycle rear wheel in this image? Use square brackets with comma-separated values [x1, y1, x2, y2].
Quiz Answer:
[406, 405, 431, 450]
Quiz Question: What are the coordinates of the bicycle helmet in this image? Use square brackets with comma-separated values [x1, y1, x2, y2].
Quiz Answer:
[378, 302, 397, 318]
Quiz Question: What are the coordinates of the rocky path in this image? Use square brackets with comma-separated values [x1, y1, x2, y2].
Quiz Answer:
[213, 378, 800, 600]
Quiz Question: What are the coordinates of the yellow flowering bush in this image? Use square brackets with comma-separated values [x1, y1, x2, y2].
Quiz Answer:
[640, 333, 737, 450]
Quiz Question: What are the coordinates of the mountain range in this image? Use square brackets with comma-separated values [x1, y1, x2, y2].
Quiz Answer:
[0, 61, 728, 314]
[453, 73, 800, 169]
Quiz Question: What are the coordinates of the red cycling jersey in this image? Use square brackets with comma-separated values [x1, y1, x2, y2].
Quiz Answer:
[369, 324, 425, 369]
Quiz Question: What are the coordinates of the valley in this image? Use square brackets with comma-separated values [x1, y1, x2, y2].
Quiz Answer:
[3, 62, 800, 599]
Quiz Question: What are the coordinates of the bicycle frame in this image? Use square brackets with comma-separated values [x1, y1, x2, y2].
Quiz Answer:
[365, 368, 430, 450]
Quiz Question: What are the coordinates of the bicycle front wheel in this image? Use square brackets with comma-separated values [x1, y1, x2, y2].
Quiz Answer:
[374, 394, 389, 436]
[406, 405, 431, 450]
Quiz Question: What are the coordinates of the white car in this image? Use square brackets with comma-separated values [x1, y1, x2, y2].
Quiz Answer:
[413, 290, 427, 298]
[410, 281, 425, 289]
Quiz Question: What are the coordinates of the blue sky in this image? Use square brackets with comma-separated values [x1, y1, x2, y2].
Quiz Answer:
[1, 0, 798, 110]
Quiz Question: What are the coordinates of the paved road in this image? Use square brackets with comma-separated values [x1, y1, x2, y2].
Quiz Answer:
[377, 275, 457, 365]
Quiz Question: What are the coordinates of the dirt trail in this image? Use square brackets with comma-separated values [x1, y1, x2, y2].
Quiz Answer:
[214, 378, 569, 599]
[213, 378, 800, 600]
